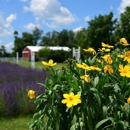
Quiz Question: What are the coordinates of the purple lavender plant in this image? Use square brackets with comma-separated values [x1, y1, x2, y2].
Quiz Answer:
[0, 62, 48, 117]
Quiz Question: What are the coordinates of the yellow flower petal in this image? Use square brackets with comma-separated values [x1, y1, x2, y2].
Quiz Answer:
[49, 59, 53, 64]
[63, 94, 69, 99]
[42, 61, 48, 66]
[127, 97, 130, 104]
[61, 99, 67, 104]
[66, 102, 73, 108]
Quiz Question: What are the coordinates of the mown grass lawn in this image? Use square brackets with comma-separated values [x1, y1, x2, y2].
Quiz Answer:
[0, 116, 32, 130]
[9, 60, 68, 70]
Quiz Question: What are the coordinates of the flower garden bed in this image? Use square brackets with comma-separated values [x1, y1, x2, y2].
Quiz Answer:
[0, 62, 48, 117]
[29, 38, 130, 130]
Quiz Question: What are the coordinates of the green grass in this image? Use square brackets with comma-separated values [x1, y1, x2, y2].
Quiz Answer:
[9, 60, 67, 70]
[0, 116, 31, 130]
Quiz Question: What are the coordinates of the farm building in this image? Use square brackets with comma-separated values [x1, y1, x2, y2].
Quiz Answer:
[22, 46, 70, 60]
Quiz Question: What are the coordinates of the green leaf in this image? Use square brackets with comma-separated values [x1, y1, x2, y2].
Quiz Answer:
[70, 124, 76, 130]
[95, 117, 114, 130]
[93, 76, 99, 87]
[102, 106, 108, 118]
[69, 82, 79, 92]
[80, 121, 84, 130]
[72, 115, 77, 124]
[93, 93, 101, 107]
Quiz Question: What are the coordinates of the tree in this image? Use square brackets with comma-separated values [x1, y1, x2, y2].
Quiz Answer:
[12, 37, 23, 57]
[22, 32, 34, 46]
[114, 6, 130, 43]
[67, 30, 75, 48]
[32, 27, 43, 45]
[86, 12, 117, 51]
[57, 29, 69, 46]
[12, 32, 35, 57]
[74, 28, 88, 48]
[14, 30, 18, 39]
[40, 31, 59, 46]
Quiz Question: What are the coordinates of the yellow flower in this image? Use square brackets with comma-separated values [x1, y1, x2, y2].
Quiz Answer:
[61, 92, 81, 108]
[101, 42, 114, 48]
[83, 48, 96, 55]
[119, 64, 130, 77]
[90, 65, 102, 71]
[117, 54, 124, 58]
[76, 63, 90, 70]
[80, 75, 90, 83]
[127, 97, 130, 104]
[98, 48, 111, 52]
[120, 38, 129, 46]
[124, 51, 130, 57]
[76, 63, 83, 68]
[104, 65, 113, 74]
[97, 59, 102, 63]
[42, 59, 57, 66]
[28, 90, 35, 99]
[124, 57, 130, 63]
[102, 55, 112, 64]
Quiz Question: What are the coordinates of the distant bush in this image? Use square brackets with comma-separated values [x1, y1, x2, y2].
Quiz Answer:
[0, 62, 48, 117]
[48, 50, 71, 62]
[37, 46, 51, 61]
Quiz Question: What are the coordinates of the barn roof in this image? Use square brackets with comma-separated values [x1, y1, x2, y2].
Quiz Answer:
[22, 46, 70, 53]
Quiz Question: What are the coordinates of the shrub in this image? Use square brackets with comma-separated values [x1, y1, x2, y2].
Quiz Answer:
[29, 38, 130, 130]
[37, 46, 51, 61]
[48, 50, 71, 62]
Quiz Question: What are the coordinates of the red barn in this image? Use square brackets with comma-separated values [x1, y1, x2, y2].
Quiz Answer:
[22, 46, 43, 60]
[22, 46, 70, 60]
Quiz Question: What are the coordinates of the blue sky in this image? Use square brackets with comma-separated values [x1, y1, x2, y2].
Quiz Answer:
[0, 0, 130, 52]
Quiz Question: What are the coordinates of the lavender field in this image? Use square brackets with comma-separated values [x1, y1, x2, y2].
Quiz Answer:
[0, 62, 48, 117]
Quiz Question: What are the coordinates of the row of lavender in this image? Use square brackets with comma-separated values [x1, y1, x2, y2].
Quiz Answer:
[0, 62, 48, 117]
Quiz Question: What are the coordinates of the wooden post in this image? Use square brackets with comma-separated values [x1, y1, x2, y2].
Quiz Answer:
[16, 52, 19, 64]
[31, 51, 35, 69]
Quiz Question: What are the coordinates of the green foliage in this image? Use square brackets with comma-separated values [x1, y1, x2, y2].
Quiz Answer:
[12, 31, 35, 57]
[87, 12, 117, 51]
[29, 38, 130, 130]
[48, 50, 71, 62]
[32, 27, 43, 45]
[114, 6, 130, 43]
[37, 46, 51, 61]
[74, 28, 88, 49]
[40, 31, 59, 46]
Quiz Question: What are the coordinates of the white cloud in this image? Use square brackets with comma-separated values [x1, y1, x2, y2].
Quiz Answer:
[84, 16, 90, 22]
[73, 26, 83, 33]
[6, 14, 16, 23]
[118, 0, 130, 13]
[5, 42, 14, 52]
[24, 23, 40, 30]
[0, 13, 16, 37]
[6, 14, 16, 27]
[24, 0, 76, 28]
[0, 40, 2, 43]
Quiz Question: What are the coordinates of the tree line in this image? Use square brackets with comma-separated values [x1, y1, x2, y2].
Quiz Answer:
[1, 6, 130, 57]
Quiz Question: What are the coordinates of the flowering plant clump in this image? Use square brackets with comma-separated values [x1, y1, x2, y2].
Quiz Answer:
[29, 38, 130, 130]
[0, 62, 48, 117]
